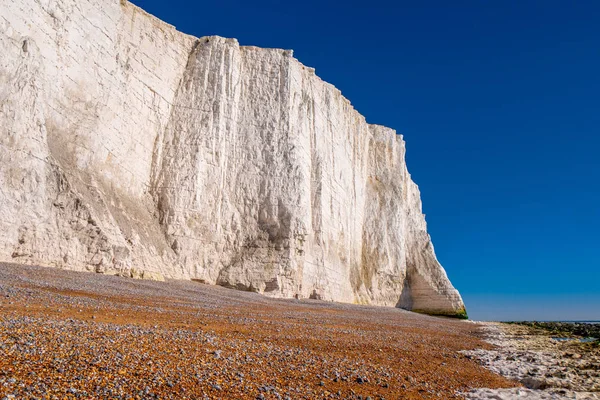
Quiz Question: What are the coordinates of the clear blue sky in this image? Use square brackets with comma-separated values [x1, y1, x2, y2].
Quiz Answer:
[131, 0, 600, 321]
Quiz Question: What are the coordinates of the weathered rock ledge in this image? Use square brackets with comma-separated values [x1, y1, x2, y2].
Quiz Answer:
[463, 323, 600, 399]
[0, 0, 465, 316]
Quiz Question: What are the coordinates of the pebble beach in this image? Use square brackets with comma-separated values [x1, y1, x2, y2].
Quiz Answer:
[0, 262, 515, 399]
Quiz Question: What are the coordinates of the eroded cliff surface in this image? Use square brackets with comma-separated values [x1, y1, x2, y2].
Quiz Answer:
[0, 0, 465, 316]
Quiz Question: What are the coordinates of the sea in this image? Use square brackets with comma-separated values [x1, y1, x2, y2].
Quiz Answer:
[561, 321, 600, 324]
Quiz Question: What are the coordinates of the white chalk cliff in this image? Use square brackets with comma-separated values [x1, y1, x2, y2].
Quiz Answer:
[0, 0, 466, 316]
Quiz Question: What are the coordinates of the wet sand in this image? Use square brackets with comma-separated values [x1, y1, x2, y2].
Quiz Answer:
[0, 262, 516, 399]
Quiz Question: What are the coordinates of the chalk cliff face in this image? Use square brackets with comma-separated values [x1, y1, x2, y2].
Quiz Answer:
[0, 0, 466, 316]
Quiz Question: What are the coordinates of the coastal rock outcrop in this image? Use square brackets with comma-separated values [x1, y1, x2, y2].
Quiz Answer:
[0, 0, 465, 316]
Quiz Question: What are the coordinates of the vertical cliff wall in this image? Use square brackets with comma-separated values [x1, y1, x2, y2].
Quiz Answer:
[0, 0, 465, 316]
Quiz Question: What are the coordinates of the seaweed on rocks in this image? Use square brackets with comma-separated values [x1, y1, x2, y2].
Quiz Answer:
[507, 321, 600, 340]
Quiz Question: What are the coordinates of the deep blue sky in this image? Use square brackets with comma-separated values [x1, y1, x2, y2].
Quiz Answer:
[131, 0, 600, 321]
